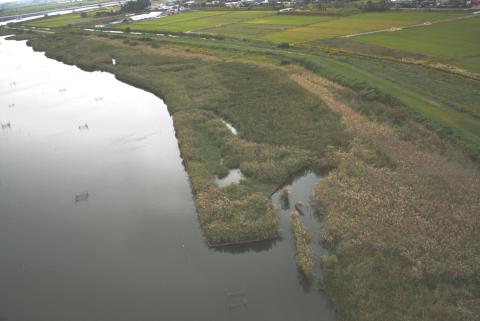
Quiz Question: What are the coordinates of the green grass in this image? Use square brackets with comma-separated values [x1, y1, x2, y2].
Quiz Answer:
[262, 11, 466, 43]
[288, 51, 480, 158]
[356, 17, 480, 73]
[117, 10, 465, 43]
[246, 14, 335, 26]
[200, 23, 288, 38]
[117, 10, 275, 33]
[26, 11, 101, 28]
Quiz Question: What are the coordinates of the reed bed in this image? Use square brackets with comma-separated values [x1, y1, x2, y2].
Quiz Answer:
[291, 213, 314, 279]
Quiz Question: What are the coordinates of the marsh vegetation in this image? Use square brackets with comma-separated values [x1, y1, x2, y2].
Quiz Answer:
[291, 212, 314, 279]
[3, 6, 479, 319]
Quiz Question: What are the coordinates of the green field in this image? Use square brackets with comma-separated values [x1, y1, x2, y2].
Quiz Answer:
[25, 9, 113, 28]
[288, 50, 480, 155]
[116, 10, 465, 43]
[356, 17, 480, 73]
[118, 10, 275, 32]
[262, 11, 465, 43]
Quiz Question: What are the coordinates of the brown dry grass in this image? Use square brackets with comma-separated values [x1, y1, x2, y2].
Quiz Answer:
[87, 35, 222, 62]
[290, 68, 480, 321]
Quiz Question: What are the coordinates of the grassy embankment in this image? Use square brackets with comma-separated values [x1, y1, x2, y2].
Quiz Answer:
[13, 31, 348, 246]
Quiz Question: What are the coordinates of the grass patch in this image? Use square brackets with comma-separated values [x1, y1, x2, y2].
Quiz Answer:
[114, 10, 465, 44]
[356, 17, 480, 73]
[288, 51, 480, 161]
[262, 11, 466, 43]
[315, 142, 480, 321]
[25, 11, 100, 28]
[117, 10, 275, 33]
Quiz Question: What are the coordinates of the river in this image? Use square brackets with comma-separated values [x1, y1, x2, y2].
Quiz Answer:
[0, 36, 335, 321]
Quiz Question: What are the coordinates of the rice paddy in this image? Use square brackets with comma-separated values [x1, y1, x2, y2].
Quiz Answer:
[356, 16, 480, 73]
[116, 9, 466, 43]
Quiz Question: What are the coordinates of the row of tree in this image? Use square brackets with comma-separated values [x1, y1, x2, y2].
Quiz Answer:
[120, 0, 151, 13]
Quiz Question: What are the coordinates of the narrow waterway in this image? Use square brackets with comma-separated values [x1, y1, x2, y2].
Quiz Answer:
[0, 37, 335, 321]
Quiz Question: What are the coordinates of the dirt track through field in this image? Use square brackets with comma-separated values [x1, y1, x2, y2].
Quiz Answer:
[289, 67, 480, 180]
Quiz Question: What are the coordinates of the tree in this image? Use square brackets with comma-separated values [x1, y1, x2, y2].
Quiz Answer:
[120, 0, 151, 13]
[80, 12, 87, 18]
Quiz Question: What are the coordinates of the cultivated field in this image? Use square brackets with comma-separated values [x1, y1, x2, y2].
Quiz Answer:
[261, 11, 465, 42]
[356, 16, 480, 73]
[117, 10, 466, 43]
[118, 10, 275, 32]
[25, 9, 117, 28]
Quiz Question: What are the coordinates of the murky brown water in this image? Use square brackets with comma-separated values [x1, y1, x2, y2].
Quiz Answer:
[0, 37, 335, 321]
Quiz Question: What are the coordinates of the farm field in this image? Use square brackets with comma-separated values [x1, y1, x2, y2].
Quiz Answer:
[356, 17, 480, 73]
[117, 10, 276, 32]
[116, 10, 467, 43]
[25, 9, 116, 28]
[26, 13, 95, 28]
[262, 11, 466, 43]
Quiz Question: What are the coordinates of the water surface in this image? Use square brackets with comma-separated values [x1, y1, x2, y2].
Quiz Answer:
[0, 37, 335, 321]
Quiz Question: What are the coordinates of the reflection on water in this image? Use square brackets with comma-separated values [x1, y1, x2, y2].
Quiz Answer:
[0, 37, 335, 321]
